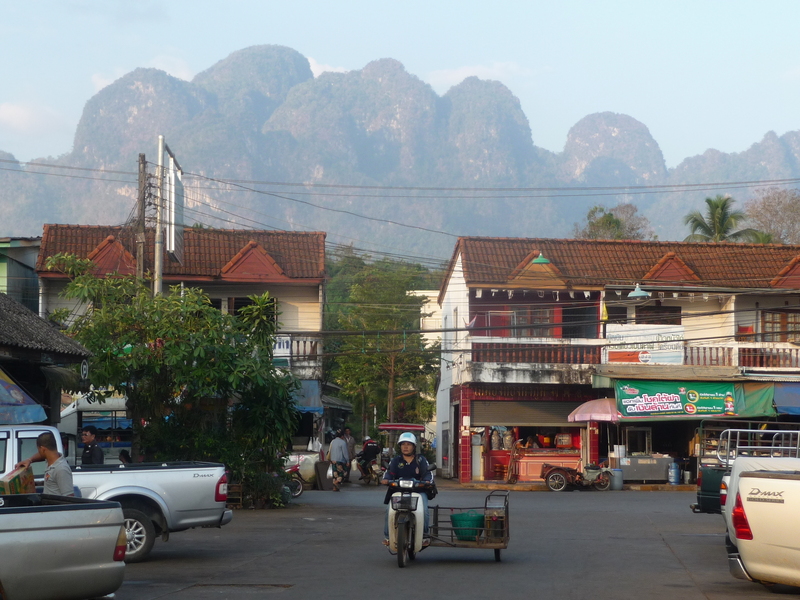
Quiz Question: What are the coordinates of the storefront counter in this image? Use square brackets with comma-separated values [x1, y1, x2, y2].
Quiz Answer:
[616, 455, 673, 482]
[486, 449, 581, 481]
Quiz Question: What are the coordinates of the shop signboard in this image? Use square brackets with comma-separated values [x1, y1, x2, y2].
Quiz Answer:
[615, 379, 736, 419]
[604, 324, 684, 365]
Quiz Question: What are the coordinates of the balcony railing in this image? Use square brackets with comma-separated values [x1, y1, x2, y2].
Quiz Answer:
[739, 346, 800, 369]
[686, 345, 800, 369]
[684, 346, 734, 367]
[472, 343, 602, 365]
[467, 341, 800, 370]
[274, 336, 322, 362]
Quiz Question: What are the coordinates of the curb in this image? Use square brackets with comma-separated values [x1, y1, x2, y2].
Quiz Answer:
[437, 480, 696, 492]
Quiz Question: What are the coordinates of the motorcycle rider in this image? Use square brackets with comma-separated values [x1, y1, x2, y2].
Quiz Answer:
[357, 436, 382, 480]
[382, 432, 434, 546]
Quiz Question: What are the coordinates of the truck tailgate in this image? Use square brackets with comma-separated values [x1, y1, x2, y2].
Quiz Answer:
[0, 495, 126, 600]
[736, 470, 800, 586]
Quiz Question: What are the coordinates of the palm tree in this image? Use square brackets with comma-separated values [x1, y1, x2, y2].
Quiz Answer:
[683, 195, 758, 242]
[749, 231, 779, 244]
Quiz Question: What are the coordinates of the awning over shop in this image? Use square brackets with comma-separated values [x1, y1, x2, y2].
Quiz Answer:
[291, 380, 324, 414]
[321, 395, 352, 412]
[0, 366, 46, 424]
[378, 422, 425, 432]
[568, 398, 620, 423]
[774, 383, 800, 415]
[41, 365, 90, 394]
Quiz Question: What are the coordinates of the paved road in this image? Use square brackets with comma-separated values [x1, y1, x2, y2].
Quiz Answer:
[115, 483, 794, 600]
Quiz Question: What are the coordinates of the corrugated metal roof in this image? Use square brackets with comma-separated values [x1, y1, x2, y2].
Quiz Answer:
[0, 293, 90, 360]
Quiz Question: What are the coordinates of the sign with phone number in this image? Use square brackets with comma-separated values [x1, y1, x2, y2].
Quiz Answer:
[615, 379, 737, 419]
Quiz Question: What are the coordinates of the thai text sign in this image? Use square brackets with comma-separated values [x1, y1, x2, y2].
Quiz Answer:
[615, 379, 736, 419]
[604, 324, 684, 365]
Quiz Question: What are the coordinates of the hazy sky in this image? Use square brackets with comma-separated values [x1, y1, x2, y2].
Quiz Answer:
[3, 1, 800, 168]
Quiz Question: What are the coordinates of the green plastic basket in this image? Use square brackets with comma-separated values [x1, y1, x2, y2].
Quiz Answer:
[450, 511, 484, 540]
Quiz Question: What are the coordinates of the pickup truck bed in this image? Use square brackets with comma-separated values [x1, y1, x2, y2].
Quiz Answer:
[1, 425, 232, 563]
[727, 467, 800, 587]
[0, 494, 126, 600]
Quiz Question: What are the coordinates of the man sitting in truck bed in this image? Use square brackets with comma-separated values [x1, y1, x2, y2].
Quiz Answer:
[16, 432, 74, 496]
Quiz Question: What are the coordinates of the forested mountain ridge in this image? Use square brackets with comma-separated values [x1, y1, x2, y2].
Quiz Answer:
[3, 44, 800, 256]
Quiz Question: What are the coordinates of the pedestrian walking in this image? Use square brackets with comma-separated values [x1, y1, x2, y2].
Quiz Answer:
[328, 429, 349, 491]
[343, 426, 356, 482]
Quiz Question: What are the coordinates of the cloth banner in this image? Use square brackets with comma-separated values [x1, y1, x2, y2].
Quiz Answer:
[734, 382, 777, 418]
[615, 380, 736, 420]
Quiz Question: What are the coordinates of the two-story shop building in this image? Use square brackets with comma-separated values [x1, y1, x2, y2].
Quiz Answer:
[436, 237, 800, 483]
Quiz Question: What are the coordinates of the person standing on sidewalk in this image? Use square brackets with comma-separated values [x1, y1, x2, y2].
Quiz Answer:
[343, 427, 356, 482]
[328, 430, 349, 492]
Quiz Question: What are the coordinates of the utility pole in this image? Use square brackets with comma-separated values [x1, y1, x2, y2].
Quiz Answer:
[136, 153, 146, 282]
[154, 135, 165, 296]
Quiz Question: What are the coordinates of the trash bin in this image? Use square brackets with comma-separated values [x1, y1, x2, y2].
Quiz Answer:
[314, 460, 335, 491]
[611, 468, 623, 491]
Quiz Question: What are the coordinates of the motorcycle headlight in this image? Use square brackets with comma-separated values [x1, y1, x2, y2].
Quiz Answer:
[399, 480, 414, 488]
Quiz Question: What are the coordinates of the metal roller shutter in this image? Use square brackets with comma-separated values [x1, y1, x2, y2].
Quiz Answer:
[471, 401, 585, 427]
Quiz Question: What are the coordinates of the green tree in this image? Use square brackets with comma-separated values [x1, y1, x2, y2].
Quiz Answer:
[331, 260, 438, 428]
[46, 253, 299, 501]
[683, 195, 758, 242]
[573, 203, 654, 240]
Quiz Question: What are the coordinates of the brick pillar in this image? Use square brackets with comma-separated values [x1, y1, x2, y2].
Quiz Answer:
[459, 400, 472, 482]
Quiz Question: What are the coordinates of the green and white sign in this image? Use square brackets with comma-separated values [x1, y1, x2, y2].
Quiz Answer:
[615, 380, 736, 419]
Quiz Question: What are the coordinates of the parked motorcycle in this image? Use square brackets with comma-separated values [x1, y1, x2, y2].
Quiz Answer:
[284, 463, 308, 498]
[541, 461, 612, 492]
[386, 477, 436, 568]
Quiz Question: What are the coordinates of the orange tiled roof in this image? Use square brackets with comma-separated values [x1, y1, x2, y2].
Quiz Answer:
[449, 237, 800, 290]
[36, 225, 325, 281]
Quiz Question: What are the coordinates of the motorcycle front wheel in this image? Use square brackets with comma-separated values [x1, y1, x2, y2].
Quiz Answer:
[397, 522, 409, 568]
[287, 478, 303, 498]
[593, 472, 611, 491]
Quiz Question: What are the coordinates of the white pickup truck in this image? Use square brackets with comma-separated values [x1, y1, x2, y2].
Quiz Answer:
[1, 424, 233, 562]
[0, 493, 126, 600]
[719, 429, 800, 589]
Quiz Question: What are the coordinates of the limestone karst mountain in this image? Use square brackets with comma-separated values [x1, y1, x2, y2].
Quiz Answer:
[3, 44, 799, 255]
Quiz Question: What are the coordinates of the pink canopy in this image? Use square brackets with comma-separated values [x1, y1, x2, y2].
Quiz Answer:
[568, 398, 620, 423]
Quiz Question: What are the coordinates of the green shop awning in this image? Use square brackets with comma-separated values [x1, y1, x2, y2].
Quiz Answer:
[614, 379, 775, 421]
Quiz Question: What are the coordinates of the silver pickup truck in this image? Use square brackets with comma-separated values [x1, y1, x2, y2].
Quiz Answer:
[0, 493, 126, 600]
[1, 424, 233, 562]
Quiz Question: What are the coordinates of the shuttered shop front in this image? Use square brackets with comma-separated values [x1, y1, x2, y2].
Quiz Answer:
[471, 401, 585, 427]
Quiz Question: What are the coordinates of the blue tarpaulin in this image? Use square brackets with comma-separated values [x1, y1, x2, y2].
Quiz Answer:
[292, 380, 323, 414]
[774, 383, 800, 415]
[0, 367, 46, 424]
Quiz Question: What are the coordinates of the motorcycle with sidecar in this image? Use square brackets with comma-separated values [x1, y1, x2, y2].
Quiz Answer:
[541, 461, 613, 492]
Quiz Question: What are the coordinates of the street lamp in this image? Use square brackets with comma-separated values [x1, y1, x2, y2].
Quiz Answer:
[627, 284, 651, 300]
